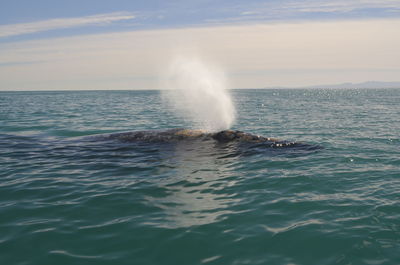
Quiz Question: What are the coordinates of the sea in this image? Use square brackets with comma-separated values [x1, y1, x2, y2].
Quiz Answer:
[1, 89, 399, 265]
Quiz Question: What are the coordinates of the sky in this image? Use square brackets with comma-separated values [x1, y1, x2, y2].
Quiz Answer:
[0, 0, 400, 90]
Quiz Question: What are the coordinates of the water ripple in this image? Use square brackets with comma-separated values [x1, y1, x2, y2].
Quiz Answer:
[1, 89, 400, 265]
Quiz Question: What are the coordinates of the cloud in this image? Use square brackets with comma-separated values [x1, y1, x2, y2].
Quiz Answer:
[231, 0, 400, 24]
[202, 0, 400, 27]
[0, 12, 135, 38]
[281, 0, 400, 13]
[2, 1, 398, 40]
[0, 19, 399, 90]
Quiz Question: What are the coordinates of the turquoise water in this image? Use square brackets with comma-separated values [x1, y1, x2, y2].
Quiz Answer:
[1, 89, 399, 265]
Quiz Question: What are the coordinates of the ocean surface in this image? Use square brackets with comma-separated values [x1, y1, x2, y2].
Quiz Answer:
[1, 89, 399, 265]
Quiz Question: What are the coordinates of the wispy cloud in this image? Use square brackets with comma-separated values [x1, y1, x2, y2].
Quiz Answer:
[233, 0, 400, 23]
[281, 0, 400, 13]
[0, 12, 135, 38]
[1, 19, 399, 90]
[203, 0, 400, 26]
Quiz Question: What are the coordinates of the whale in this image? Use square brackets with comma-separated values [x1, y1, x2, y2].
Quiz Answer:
[94, 128, 315, 149]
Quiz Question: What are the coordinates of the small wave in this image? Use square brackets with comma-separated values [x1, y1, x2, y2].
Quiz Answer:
[49, 250, 102, 259]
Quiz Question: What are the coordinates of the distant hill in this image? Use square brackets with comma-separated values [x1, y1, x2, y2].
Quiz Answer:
[301, 81, 400, 89]
[258, 81, 400, 89]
